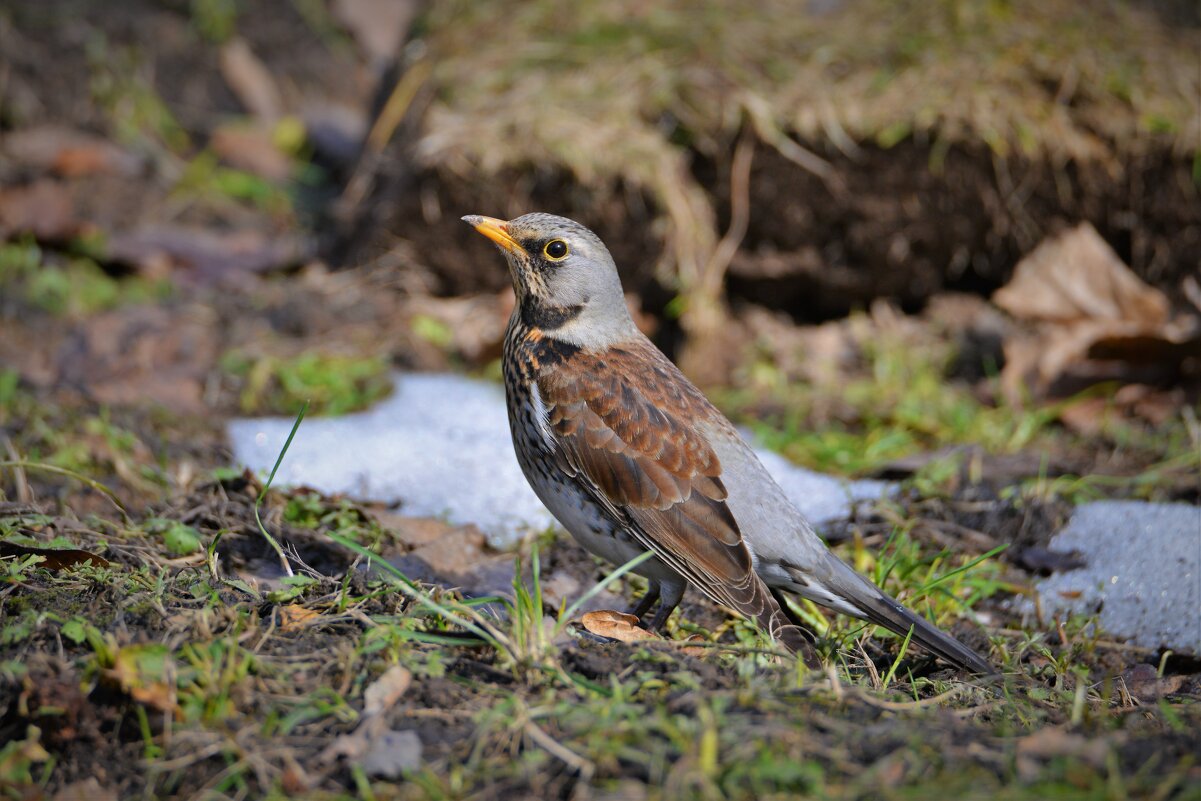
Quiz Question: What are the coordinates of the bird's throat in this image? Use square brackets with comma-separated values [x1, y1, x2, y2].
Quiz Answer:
[520, 295, 584, 330]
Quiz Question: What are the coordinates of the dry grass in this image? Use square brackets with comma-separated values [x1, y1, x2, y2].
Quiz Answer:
[418, 0, 1200, 328]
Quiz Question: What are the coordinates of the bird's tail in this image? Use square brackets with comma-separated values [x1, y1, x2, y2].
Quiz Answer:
[806, 556, 997, 676]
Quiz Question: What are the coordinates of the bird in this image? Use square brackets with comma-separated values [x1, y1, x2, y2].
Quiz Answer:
[464, 211, 994, 675]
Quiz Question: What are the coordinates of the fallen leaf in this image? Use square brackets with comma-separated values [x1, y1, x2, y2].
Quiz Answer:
[210, 124, 293, 181]
[108, 643, 177, 713]
[106, 224, 313, 283]
[0, 179, 79, 240]
[1121, 663, 1186, 702]
[404, 525, 487, 576]
[278, 604, 321, 631]
[219, 38, 283, 122]
[332, 0, 419, 66]
[57, 304, 219, 413]
[993, 223, 1200, 400]
[994, 224, 1168, 326]
[2, 125, 141, 177]
[369, 512, 457, 549]
[580, 610, 658, 644]
[0, 542, 110, 570]
[1058, 385, 1186, 434]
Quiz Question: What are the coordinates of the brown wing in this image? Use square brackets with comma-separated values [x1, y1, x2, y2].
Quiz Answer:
[537, 341, 814, 660]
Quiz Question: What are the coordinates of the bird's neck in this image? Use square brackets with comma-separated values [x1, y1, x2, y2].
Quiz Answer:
[519, 294, 584, 330]
[504, 315, 583, 384]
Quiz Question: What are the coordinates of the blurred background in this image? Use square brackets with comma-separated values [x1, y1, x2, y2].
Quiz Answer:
[0, 0, 1198, 501]
[2, 5, 1200, 795]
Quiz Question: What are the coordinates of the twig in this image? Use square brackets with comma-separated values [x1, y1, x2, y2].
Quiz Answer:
[1, 438, 30, 503]
[699, 128, 755, 300]
[524, 720, 594, 781]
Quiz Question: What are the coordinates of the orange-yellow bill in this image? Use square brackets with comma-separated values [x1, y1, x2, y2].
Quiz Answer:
[462, 215, 525, 255]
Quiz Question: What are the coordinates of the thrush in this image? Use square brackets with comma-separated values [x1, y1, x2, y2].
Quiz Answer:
[465, 212, 994, 675]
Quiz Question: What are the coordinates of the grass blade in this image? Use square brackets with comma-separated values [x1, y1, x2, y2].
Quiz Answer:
[881, 624, 915, 691]
[326, 530, 514, 655]
[0, 460, 128, 519]
[252, 401, 309, 578]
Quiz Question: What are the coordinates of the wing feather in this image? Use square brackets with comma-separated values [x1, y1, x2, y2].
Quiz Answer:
[536, 342, 814, 661]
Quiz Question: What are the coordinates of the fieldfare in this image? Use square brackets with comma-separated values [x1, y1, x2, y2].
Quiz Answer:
[465, 212, 994, 674]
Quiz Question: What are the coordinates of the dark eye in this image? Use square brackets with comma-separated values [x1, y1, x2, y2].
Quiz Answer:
[543, 239, 569, 260]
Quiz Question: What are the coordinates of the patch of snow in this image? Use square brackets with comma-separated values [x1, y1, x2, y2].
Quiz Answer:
[228, 373, 891, 549]
[1033, 501, 1200, 656]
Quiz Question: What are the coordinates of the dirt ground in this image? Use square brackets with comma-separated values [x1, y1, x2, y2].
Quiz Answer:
[1, 1, 1200, 799]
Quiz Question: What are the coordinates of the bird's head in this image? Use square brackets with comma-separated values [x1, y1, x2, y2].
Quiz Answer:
[463, 212, 636, 346]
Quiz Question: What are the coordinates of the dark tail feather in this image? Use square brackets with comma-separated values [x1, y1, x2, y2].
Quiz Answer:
[823, 559, 997, 676]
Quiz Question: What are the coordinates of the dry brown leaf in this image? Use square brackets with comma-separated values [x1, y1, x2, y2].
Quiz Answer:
[993, 223, 1200, 401]
[220, 38, 284, 122]
[279, 604, 321, 631]
[332, 0, 419, 66]
[106, 224, 313, 282]
[404, 524, 487, 576]
[580, 610, 658, 643]
[369, 512, 457, 549]
[210, 124, 292, 181]
[0, 542, 109, 570]
[1121, 664, 1186, 702]
[3, 125, 141, 177]
[994, 223, 1168, 326]
[680, 634, 711, 658]
[0, 179, 79, 240]
[109, 645, 178, 714]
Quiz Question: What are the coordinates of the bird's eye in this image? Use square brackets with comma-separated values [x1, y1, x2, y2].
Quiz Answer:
[543, 239, 569, 261]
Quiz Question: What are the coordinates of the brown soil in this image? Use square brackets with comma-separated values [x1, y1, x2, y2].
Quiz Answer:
[361, 142, 1199, 329]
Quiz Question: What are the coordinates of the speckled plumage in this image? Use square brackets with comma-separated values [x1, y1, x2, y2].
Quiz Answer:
[468, 212, 994, 674]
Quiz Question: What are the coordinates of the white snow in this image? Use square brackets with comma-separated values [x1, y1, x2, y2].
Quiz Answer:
[1033, 501, 1201, 655]
[228, 373, 891, 549]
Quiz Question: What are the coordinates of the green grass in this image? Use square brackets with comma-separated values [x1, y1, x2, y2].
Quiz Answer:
[0, 242, 172, 318]
[219, 350, 393, 415]
[1, 476, 1196, 799]
[713, 318, 1199, 500]
[2, 343, 1197, 799]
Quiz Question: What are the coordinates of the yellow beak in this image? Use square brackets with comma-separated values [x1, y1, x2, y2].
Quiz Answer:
[462, 215, 524, 255]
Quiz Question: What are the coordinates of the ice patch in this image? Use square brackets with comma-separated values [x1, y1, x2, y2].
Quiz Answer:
[227, 373, 891, 549]
[1033, 501, 1200, 656]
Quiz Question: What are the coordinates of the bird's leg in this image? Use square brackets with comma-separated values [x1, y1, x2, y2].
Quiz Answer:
[627, 580, 660, 625]
[647, 580, 685, 632]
